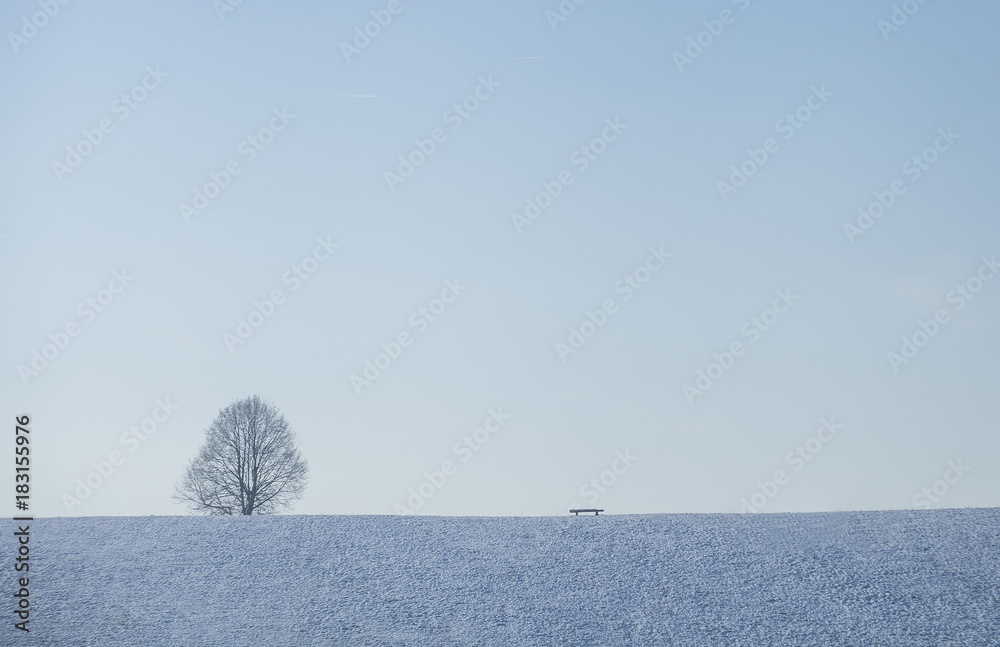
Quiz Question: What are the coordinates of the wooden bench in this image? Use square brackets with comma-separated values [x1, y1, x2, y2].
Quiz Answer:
[569, 508, 604, 516]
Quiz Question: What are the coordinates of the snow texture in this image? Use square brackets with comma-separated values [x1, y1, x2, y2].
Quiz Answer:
[5, 508, 999, 646]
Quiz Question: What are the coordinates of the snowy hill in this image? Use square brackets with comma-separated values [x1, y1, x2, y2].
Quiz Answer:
[10, 509, 1000, 646]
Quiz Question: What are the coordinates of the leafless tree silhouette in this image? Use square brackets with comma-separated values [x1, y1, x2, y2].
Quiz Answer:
[174, 395, 308, 515]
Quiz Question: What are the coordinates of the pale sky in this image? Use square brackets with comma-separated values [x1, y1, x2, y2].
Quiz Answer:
[2, 0, 998, 518]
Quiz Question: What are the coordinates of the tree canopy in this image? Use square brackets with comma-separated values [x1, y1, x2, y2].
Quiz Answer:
[174, 395, 307, 515]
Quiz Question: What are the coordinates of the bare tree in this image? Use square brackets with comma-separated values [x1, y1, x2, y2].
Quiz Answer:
[174, 395, 308, 515]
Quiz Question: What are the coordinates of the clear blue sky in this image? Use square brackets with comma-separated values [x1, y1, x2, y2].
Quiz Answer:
[2, 0, 998, 517]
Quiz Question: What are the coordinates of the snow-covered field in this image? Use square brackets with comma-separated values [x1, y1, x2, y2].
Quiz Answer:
[8, 508, 999, 646]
